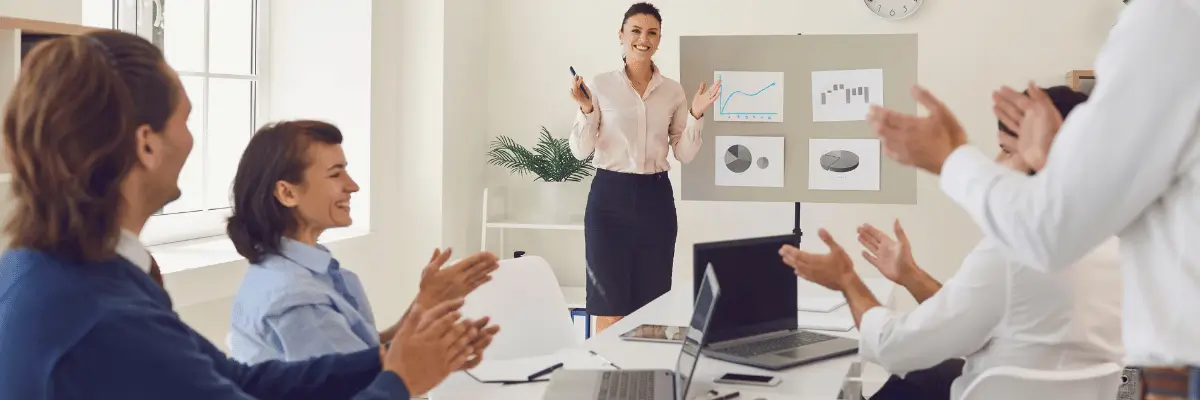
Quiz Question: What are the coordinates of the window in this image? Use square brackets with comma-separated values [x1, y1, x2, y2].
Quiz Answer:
[88, 0, 269, 245]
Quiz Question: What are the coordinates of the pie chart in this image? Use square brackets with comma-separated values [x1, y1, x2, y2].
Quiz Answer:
[820, 150, 860, 173]
[724, 144, 752, 173]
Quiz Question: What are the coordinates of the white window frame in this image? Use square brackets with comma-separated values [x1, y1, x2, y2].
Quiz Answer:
[108, 0, 271, 246]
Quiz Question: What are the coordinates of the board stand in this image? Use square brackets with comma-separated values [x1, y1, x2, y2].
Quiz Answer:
[793, 202, 804, 243]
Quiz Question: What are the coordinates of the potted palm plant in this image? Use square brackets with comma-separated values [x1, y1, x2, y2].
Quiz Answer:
[486, 126, 594, 222]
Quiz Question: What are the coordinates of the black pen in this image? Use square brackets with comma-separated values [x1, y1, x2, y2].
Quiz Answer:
[712, 391, 740, 400]
[526, 362, 564, 381]
[570, 66, 590, 100]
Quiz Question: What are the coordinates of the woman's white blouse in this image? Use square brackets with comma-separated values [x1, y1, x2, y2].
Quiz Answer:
[569, 68, 704, 174]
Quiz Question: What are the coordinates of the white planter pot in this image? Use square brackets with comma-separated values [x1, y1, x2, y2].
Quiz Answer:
[535, 181, 582, 223]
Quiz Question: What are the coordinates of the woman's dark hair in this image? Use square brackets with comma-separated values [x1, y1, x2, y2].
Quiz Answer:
[3, 29, 176, 262]
[998, 85, 1089, 137]
[621, 2, 662, 28]
[227, 120, 343, 264]
[620, 2, 663, 63]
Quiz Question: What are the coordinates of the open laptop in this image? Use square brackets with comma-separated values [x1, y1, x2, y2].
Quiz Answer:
[693, 234, 859, 371]
[542, 264, 721, 400]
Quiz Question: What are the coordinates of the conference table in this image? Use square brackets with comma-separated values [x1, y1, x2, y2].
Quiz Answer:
[431, 277, 898, 400]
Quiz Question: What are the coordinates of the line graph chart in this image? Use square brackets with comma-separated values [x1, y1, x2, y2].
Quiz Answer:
[714, 71, 785, 122]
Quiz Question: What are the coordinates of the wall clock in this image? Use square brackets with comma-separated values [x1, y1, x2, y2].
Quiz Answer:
[864, 0, 923, 20]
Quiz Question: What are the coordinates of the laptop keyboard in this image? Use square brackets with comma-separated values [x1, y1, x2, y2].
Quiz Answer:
[721, 331, 838, 357]
[598, 370, 657, 400]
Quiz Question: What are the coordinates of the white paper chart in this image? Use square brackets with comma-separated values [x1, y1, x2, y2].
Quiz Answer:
[715, 135, 785, 187]
[810, 69, 884, 122]
[808, 138, 881, 191]
[713, 71, 785, 122]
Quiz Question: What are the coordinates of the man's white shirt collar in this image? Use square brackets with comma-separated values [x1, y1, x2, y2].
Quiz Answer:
[115, 229, 152, 274]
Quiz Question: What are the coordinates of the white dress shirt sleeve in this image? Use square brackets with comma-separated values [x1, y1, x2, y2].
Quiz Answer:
[859, 250, 1008, 375]
[939, 0, 1200, 272]
[569, 80, 602, 160]
[668, 97, 704, 164]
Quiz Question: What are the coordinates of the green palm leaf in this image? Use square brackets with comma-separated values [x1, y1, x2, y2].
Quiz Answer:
[487, 126, 594, 182]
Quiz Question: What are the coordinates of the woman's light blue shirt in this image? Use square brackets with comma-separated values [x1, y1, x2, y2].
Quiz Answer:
[228, 238, 379, 363]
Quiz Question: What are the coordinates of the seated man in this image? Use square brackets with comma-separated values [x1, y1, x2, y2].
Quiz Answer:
[780, 86, 1123, 400]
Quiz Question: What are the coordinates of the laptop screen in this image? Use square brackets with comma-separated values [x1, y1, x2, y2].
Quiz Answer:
[693, 234, 799, 343]
[674, 263, 720, 399]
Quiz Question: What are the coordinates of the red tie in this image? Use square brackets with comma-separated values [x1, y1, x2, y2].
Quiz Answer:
[149, 256, 164, 288]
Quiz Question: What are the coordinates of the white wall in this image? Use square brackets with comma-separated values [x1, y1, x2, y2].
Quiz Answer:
[485, 0, 1127, 305]
[266, 0, 372, 229]
[442, 0, 488, 253]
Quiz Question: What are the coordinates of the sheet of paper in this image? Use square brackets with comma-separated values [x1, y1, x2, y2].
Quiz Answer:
[466, 348, 617, 383]
[810, 68, 884, 122]
[466, 354, 563, 382]
[808, 138, 881, 191]
[797, 296, 847, 313]
[715, 135, 785, 187]
[713, 71, 785, 122]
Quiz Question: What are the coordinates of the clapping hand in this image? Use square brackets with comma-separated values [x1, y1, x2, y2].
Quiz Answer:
[415, 249, 500, 309]
[381, 299, 479, 396]
[992, 82, 1063, 171]
[857, 220, 917, 284]
[778, 229, 857, 292]
[866, 86, 968, 175]
[690, 79, 722, 119]
[458, 316, 501, 371]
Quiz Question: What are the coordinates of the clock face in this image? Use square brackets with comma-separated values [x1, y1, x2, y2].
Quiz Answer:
[864, 0, 923, 20]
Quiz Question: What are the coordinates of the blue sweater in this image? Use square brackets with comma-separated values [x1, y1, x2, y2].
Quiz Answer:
[0, 248, 411, 399]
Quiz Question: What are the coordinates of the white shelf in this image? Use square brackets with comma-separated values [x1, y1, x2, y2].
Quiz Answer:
[561, 285, 586, 309]
[0, 17, 95, 35]
[485, 219, 584, 231]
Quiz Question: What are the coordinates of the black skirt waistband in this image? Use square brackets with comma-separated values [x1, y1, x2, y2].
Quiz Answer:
[594, 168, 669, 181]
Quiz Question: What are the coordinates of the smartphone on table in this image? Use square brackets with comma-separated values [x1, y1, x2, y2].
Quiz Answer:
[715, 372, 782, 387]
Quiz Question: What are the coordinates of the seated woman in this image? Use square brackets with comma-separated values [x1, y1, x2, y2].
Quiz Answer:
[781, 86, 1124, 400]
[226, 120, 500, 363]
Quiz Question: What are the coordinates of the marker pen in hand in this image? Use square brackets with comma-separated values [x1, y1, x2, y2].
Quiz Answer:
[570, 66, 590, 100]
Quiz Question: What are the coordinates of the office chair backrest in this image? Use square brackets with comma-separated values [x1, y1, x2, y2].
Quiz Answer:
[458, 255, 579, 360]
[961, 363, 1123, 400]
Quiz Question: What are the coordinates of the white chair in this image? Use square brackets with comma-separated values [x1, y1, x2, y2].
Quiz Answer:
[960, 363, 1123, 400]
[458, 255, 580, 361]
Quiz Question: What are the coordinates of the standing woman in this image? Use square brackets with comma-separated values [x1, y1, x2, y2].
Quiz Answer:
[569, 2, 721, 333]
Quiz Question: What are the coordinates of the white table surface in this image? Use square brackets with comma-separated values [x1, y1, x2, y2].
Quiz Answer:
[430, 277, 897, 400]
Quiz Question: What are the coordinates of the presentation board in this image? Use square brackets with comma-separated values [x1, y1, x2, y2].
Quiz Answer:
[679, 34, 918, 205]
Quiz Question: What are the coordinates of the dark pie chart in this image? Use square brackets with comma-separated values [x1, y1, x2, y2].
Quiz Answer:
[820, 150, 860, 173]
[724, 144, 753, 173]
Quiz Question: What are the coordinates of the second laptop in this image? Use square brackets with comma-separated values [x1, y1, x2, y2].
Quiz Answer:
[693, 234, 859, 371]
